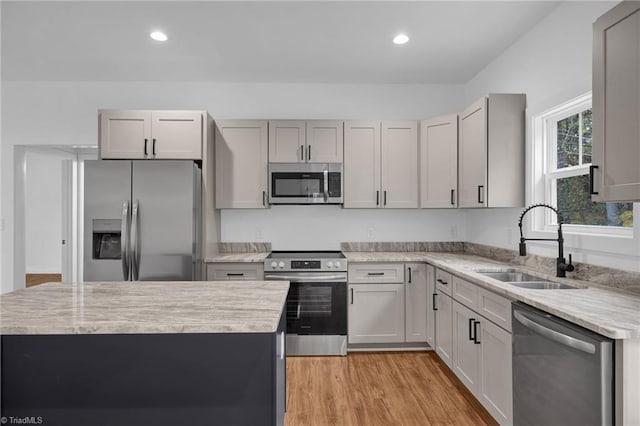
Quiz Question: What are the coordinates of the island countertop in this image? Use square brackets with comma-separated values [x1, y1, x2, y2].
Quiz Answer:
[0, 281, 289, 335]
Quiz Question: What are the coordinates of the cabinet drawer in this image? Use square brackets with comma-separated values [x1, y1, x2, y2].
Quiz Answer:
[206, 263, 264, 281]
[348, 263, 404, 283]
[452, 276, 479, 311]
[477, 287, 512, 332]
[435, 268, 452, 296]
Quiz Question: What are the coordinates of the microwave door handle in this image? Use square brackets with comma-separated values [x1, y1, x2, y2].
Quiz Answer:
[131, 200, 139, 281]
[324, 170, 329, 202]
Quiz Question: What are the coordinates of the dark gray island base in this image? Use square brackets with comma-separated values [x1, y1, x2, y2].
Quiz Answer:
[0, 281, 288, 426]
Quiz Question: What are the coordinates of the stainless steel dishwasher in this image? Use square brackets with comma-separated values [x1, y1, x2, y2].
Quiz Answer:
[512, 302, 614, 426]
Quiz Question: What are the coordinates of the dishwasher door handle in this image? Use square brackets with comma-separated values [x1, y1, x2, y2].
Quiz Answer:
[514, 310, 596, 355]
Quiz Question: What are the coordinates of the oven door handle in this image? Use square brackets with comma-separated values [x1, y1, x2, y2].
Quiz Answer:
[264, 274, 347, 283]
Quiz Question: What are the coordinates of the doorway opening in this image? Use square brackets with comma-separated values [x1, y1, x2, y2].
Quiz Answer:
[15, 146, 97, 287]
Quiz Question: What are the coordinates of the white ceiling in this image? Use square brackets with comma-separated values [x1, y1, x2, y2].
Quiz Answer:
[1, 1, 562, 84]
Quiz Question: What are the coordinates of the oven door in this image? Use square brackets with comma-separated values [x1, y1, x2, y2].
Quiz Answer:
[265, 272, 347, 335]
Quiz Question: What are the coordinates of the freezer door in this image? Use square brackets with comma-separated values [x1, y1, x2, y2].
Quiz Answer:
[83, 160, 132, 281]
[131, 161, 198, 281]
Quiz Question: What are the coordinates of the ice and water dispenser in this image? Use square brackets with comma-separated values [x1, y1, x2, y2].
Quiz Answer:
[92, 219, 122, 260]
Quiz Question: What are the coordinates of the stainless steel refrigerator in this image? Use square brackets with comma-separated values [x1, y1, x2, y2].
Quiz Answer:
[84, 160, 202, 281]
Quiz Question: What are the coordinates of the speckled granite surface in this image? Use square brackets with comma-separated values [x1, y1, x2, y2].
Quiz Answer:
[0, 281, 288, 335]
[344, 250, 640, 339]
[342, 241, 463, 252]
[205, 242, 271, 263]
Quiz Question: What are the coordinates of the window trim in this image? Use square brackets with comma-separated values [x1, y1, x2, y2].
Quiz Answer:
[530, 92, 634, 241]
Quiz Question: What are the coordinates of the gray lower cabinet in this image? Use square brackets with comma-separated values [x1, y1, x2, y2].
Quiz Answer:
[405, 263, 428, 342]
[434, 288, 454, 369]
[425, 265, 436, 348]
[347, 263, 428, 345]
[348, 282, 406, 344]
[206, 263, 264, 281]
[449, 275, 513, 426]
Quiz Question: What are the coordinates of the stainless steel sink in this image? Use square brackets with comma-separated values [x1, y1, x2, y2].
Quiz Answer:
[507, 281, 579, 290]
[474, 268, 582, 290]
[479, 271, 546, 283]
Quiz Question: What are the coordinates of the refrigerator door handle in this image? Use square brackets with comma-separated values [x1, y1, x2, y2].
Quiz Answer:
[131, 200, 140, 281]
[121, 201, 130, 280]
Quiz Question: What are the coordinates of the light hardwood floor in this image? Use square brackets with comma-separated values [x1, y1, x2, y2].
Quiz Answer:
[285, 351, 497, 426]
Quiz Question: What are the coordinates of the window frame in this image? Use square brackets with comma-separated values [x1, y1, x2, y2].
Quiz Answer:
[530, 92, 634, 242]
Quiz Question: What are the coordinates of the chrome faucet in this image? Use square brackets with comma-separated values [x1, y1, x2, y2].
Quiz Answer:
[518, 203, 575, 278]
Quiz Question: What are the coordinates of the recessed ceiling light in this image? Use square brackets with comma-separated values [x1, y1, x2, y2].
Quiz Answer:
[393, 34, 409, 45]
[150, 31, 168, 42]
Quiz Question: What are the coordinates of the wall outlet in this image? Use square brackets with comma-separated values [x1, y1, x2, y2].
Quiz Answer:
[256, 228, 264, 240]
[450, 225, 458, 240]
[367, 227, 375, 239]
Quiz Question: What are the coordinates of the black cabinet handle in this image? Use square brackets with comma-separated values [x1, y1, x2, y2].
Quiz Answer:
[300, 145, 304, 161]
[473, 320, 481, 344]
[226, 273, 244, 277]
[376, 190, 380, 206]
[308, 145, 311, 161]
[589, 165, 599, 195]
[367, 272, 385, 276]
[451, 189, 455, 206]
[384, 190, 387, 206]
[144, 138, 148, 156]
[469, 318, 475, 341]
[152, 138, 156, 155]
[477, 185, 484, 204]
[432, 293, 438, 311]
[436, 278, 448, 285]
[350, 288, 354, 304]
[407, 267, 412, 283]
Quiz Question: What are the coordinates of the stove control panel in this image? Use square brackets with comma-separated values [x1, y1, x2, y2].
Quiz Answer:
[265, 257, 347, 272]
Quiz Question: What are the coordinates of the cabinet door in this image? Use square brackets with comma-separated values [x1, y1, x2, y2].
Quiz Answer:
[479, 318, 513, 426]
[420, 114, 458, 208]
[593, 3, 640, 201]
[426, 265, 436, 348]
[452, 300, 481, 394]
[405, 263, 427, 343]
[151, 111, 203, 160]
[434, 290, 454, 369]
[459, 98, 488, 208]
[306, 120, 344, 163]
[348, 283, 405, 344]
[269, 120, 305, 163]
[99, 110, 151, 159]
[215, 120, 268, 208]
[343, 121, 381, 208]
[381, 121, 419, 208]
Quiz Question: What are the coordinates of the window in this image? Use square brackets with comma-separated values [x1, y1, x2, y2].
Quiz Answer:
[542, 94, 633, 231]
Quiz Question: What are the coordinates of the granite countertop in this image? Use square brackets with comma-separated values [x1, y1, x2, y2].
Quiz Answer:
[0, 281, 288, 335]
[204, 252, 270, 263]
[344, 251, 640, 339]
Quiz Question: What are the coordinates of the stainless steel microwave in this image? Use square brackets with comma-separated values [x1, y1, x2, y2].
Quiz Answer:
[268, 163, 343, 204]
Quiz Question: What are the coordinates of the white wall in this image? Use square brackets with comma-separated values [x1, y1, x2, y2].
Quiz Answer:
[25, 151, 62, 273]
[463, 1, 640, 273]
[1, 81, 465, 292]
[222, 206, 466, 250]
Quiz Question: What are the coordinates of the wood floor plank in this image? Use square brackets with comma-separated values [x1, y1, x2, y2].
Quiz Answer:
[285, 351, 498, 426]
[25, 273, 61, 287]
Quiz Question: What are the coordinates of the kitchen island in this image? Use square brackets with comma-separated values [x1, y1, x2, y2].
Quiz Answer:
[0, 281, 288, 426]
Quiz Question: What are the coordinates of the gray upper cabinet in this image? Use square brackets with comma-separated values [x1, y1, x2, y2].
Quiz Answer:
[420, 114, 458, 208]
[99, 110, 203, 160]
[458, 94, 525, 208]
[344, 121, 418, 208]
[215, 120, 268, 209]
[269, 120, 343, 163]
[593, 2, 640, 201]
[306, 120, 344, 163]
